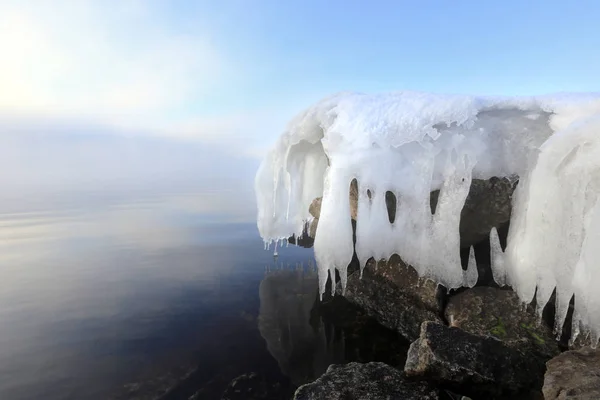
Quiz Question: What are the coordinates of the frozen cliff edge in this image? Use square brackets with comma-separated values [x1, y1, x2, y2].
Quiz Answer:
[254, 91, 600, 346]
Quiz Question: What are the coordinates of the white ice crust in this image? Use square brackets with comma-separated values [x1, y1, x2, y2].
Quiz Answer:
[255, 91, 600, 346]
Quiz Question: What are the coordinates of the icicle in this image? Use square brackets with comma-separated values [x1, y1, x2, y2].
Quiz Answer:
[256, 91, 600, 344]
[489, 227, 506, 286]
[463, 246, 478, 288]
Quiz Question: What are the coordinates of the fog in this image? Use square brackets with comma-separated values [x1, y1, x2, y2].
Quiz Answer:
[0, 118, 259, 219]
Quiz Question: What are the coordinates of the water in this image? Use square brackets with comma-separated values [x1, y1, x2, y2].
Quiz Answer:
[0, 189, 406, 400]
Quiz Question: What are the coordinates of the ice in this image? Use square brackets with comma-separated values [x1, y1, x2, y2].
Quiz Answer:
[503, 115, 600, 345]
[255, 91, 600, 345]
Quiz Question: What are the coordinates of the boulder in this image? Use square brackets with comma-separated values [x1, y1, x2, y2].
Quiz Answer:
[293, 362, 441, 400]
[445, 287, 560, 361]
[405, 321, 546, 399]
[543, 347, 600, 400]
[309, 177, 515, 248]
[341, 255, 443, 342]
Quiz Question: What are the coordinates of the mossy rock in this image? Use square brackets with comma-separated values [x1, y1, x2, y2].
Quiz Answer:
[445, 287, 559, 361]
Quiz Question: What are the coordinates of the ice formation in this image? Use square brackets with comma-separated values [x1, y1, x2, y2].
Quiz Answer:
[255, 91, 600, 345]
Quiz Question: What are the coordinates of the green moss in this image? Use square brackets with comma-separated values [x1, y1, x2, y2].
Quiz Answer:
[520, 323, 546, 345]
[490, 317, 507, 338]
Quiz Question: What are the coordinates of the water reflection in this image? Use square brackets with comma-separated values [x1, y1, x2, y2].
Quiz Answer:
[0, 192, 301, 400]
[258, 263, 345, 386]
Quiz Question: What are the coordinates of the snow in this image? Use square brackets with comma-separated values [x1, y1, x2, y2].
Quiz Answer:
[255, 91, 600, 345]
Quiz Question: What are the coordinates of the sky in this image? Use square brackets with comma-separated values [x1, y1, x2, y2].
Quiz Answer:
[1, 0, 599, 218]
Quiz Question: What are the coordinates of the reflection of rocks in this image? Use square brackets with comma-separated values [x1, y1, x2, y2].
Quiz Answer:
[445, 287, 559, 361]
[314, 295, 410, 369]
[219, 372, 288, 400]
[294, 362, 441, 400]
[110, 364, 197, 400]
[340, 256, 442, 341]
[258, 269, 344, 386]
[543, 347, 600, 400]
[405, 321, 546, 399]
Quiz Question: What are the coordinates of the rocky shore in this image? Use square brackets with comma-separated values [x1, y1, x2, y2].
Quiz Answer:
[124, 176, 600, 399]
[289, 176, 600, 400]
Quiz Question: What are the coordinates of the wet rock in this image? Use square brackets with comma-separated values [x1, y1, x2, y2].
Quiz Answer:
[543, 347, 600, 400]
[293, 362, 441, 400]
[445, 287, 560, 361]
[341, 255, 442, 341]
[405, 321, 546, 399]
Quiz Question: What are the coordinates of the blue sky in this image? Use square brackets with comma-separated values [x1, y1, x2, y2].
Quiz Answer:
[1, 0, 599, 215]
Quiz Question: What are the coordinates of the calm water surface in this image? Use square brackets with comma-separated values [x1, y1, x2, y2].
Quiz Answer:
[0, 190, 321, 400]
[0, 188, 406, 400]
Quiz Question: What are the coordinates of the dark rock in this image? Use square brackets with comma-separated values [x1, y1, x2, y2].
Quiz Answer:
[313, 294, 411, 369]
[341, 255, 442, 341]
[444, 287, 560, 361]
[293, 362, 441, 400]
[455, 176, 516, 248]
[405, 321, 546, 399]
[288, 223, 315, 248]
[543, 347, 600, 400]
[219, 373, 289, 400]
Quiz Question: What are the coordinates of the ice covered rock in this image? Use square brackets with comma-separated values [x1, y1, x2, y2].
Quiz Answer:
[499, 115, 600, 348]
[445, 287, 559, 361]
[256, 91, 600, 344]
[293, 362, 441, 400]
[542, 347, 600, 400]
[405, 321, 547, 399]
[310, 177, 515, 248]
[340, 256, 443, 341]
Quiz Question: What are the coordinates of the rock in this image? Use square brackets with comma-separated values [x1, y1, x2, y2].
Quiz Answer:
[341, 255, 442, 341]
[220, 373, 289, 400]
[543, 347, 600, 400]
[309, 197, 322, 219]
[455, 176, 516, 247]
[309, 218, 318, 238]
[445, 287, 560, 361]
[293, 362, 441, 400]
[310, 179, 359, 221]
[310, 177, 515, 248]
[405, 321, 547, 399]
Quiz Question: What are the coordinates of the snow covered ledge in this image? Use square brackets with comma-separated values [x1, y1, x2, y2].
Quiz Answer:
[254, 91, 600, 346]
